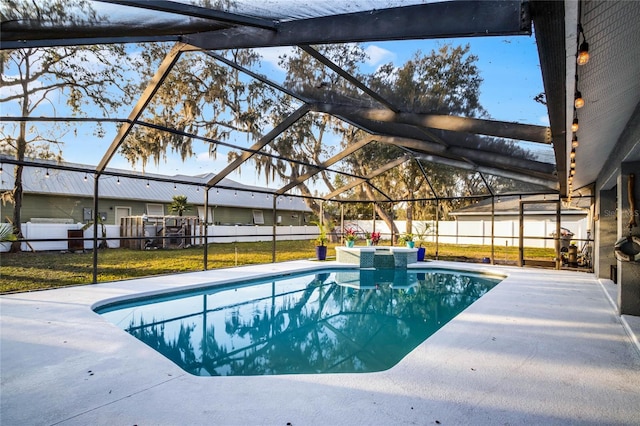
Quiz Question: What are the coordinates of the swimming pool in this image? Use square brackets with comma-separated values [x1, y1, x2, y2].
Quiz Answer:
[97, 268, 502, 376]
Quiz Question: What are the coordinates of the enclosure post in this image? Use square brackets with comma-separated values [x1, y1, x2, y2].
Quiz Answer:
[435, 200, 440, 260]
[491, 196, 495, 264]
[272, 195, 277, 263]
[518, 201, 524, 267]
[203, 187, 209, 270]
[372, 202, 376, 233]
[92, 175, 99, 283]
[555, 196, 561, 270]
[340, 203, 345, 244]
[390, 202, 395, 245]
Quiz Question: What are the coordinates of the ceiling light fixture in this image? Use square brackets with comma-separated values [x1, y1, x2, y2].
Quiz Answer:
[45, 169, 50, 178]
[146, 181, 150, 188]
[117, 177, 120, 185]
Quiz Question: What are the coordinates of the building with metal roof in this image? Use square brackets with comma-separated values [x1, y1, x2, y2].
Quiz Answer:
[0, 157, 311, 226]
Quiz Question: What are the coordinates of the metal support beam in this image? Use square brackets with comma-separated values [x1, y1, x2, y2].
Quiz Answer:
[298, 45, 399, 112]
[312, 103, 551, 144]
[186, 1, 531, 50]
[519, 201, 524, 267]
[95, 0, 277, 29]
[415, 152, 558, 189]
[340, 204, 345, 245]
[276, 135, 375, 195]
[207, 104, 310, 187]
[203, 188, 209, 270]
[203, 51, 304, 102]
[555, 196, 561, 270]
[97, 43, 186, 173]
[92, 175, 99, 283]
[435, 199, 440, 260]
[491, 195, 495, 264]
[323, 154, 411, 200]
[272, 195, 277, 263]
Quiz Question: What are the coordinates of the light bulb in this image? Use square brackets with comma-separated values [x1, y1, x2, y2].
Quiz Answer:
[570, 149, 576, 160]
[571, 118, 579, 133]
[574, 91, 584, 109]
[571, 135, 579, 148]
[577, 42, 590, 65]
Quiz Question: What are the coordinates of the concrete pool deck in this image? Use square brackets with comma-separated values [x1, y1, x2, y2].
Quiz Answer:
[1, 260, 639, 425]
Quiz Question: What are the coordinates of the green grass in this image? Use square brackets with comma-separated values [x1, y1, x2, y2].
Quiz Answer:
[0, 240, 556, 294]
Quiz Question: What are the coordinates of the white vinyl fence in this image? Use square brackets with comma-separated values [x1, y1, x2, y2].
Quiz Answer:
[1, 222, 317, 252]
[2, 217, 589, 252]
[344, 217, 590, 249]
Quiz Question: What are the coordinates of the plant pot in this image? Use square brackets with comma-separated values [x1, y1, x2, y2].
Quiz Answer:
[315, 245, 327, 261]
[366, 239, 372, 246]
[406, 241, 415, 248]
[417, 247, 426, 261]
[346, 240, 355, 248]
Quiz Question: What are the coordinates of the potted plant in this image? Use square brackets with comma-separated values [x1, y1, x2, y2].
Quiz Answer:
[399, 232, 414, 248]
[364, 231, 372, 246]
[370, 231, 381, 246]
[312, 221, 328, 261]
[344, 227, 357, 247]
[413, 223, 432, 261]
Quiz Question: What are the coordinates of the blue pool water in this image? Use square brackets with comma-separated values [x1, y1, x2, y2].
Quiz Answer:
[97, 268, 502, 376]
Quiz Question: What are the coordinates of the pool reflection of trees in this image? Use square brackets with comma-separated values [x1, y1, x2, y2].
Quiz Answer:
[126, 270, 499, 376]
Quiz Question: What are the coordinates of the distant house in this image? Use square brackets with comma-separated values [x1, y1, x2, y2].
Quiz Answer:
[450, 195, 591, 247]
[0, 159, 312, 227]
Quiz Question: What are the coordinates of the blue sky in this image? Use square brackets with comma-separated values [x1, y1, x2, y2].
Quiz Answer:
[1, 35, 548, 190]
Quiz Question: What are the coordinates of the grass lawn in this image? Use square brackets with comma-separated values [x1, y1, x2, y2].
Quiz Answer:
[0, 240, 556, 294]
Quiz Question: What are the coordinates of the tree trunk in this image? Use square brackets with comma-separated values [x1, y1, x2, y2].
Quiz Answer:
[10, 119, 27, 253]
[363, 185, 399, 239]
[406, 199, 414, 236]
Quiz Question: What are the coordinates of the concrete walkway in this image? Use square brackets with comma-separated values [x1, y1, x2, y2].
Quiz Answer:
[1, 261, 639, 425]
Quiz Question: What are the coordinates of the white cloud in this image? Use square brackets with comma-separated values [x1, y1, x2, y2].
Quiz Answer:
[365, 45, 396, 67]
[257, 46, 295, 73]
